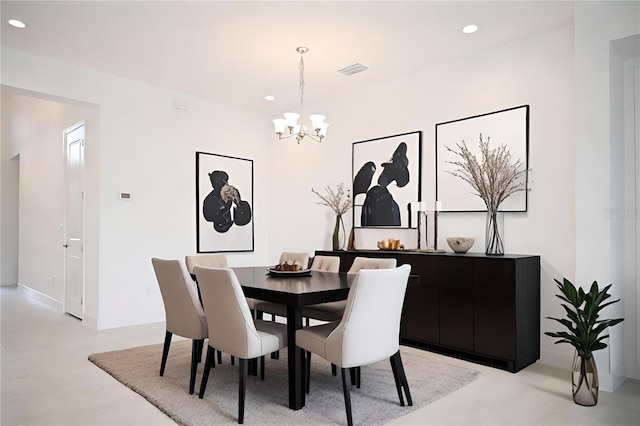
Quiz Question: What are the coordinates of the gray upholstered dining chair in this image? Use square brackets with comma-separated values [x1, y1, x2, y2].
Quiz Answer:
[195, 266, 287, 424]
[186, 253, 244, 365]
[279, 251, 310, 269]
[254, 251, 311, 321]
[296, 264, 413, 426]
[151, 258, 208, 395]
[186, 253, 256, 310]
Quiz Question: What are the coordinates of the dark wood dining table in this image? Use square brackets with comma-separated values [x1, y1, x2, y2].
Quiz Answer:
[231, 266, 354, 410]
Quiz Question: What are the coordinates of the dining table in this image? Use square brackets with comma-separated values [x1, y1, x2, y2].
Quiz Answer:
[231, 266, 355, 410]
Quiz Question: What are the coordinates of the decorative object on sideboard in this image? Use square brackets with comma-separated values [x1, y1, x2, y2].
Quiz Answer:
[411, 201, 427, 250]
[410, 201, 445, 253]
[312, 183, 352, 251]
[545, 278, 624, 406]
[445, 134, 528, 255]
[377, 238, 404, 250]
[347, 227, 356, 250]
[446, 237, 475, 254]
[272, 47, 329, 143]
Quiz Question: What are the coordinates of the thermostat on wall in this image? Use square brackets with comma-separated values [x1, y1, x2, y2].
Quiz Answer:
[119, 192, 131, 200]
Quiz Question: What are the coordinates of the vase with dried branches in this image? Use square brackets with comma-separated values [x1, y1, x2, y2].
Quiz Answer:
[312, 183, 352, 250]
[446, 134, 527, 255]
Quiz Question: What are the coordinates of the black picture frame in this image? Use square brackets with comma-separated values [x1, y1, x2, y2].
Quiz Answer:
[435, 105, 529, 212]
[352, 131, 422, 228]
[196, 151, 254, 253]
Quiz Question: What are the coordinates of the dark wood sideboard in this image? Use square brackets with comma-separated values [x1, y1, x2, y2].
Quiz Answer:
[314, 250, 541, 373]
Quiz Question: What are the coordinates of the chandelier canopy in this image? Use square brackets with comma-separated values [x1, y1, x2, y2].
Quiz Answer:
[272, 47, 328, 143]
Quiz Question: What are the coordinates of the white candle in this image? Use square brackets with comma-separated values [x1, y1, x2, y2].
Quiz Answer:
[435, 201, 442, 212]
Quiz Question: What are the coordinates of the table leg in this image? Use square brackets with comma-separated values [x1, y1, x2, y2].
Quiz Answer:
[286, 306, 305, 410]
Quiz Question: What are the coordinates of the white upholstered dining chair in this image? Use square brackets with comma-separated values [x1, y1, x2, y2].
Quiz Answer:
[302, 256, 397, 322]
[151, 258, 208, 395]
[195, 266, 288, 424]
[296, 264, 413, 426]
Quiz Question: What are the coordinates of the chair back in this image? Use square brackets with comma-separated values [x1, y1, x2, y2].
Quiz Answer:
[347, 256, 396, 273]
[310, 255, 340, 272]
[279, 252, 310, 269]
[151, 258, 207, 339]
[185, 254, 228, 274]
[326, 264, 411, 368]
[194, 266, 263, 359]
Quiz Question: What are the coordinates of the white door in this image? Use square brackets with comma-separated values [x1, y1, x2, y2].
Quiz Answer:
[64, 123, 85, 319]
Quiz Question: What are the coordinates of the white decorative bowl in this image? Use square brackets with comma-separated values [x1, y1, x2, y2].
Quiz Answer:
[447, 237, 475, 254]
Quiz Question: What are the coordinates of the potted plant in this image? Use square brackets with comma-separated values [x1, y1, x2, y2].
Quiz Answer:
[545, 278, 624, 406]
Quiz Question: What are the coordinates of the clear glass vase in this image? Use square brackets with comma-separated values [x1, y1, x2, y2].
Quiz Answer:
[572, 352, 599, 406]
[485, 209, 504, 255]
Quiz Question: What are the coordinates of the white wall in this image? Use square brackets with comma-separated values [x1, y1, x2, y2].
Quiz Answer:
[1, 94, 19, 286]
[269, 26, 575, 368]
[574, 0, 640, 391]
[1, 48, 271, 329]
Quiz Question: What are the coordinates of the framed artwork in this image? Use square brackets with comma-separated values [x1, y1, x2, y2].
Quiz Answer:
[196, 151, 254, 252]
[435, 105, 529, 212]
[352, 131, 422, 228]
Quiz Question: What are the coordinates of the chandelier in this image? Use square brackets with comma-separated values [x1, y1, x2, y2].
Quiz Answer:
[272, 47, 329, 143]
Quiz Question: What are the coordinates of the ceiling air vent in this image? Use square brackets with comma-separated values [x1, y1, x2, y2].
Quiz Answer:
[338, 63, 368, 76]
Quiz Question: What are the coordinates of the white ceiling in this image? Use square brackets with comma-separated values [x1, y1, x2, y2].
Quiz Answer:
[1, 1, 574, 116]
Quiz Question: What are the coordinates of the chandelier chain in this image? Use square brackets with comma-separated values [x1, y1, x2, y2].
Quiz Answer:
[298, 55, 305, 120]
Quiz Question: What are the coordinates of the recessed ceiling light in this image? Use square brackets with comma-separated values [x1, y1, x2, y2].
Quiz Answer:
[264, 95, 275, 101]
[463, 24, 478, 34]
[8, 19, 26, 29]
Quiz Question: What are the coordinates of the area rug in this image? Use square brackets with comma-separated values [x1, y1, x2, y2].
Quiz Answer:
[89, 340, 479, 425]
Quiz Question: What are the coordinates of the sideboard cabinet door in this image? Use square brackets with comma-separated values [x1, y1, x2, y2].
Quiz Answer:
[438, 256, 474, 352]
[473, 258, 516, 361]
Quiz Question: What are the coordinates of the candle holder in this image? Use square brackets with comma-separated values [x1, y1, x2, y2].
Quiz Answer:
[425, 209, 445, 253]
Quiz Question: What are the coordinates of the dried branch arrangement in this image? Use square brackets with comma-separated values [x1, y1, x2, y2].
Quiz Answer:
[311, 183, 352, 216]
[445, 134, 527, 211]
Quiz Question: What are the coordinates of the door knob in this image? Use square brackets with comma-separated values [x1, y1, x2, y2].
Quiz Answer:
[62, 244, 68, 248]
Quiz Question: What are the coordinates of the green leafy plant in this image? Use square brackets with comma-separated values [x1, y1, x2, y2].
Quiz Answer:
[545, 278, 624, 359]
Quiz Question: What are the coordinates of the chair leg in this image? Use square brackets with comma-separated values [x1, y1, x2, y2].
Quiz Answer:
[356, 366, 361, 389]
[238, 358, 248, 424]
[160, 331, 172, 376]
[331, 363, 337, 376]
[271, 350, 280, 360]
[393, 351, 413, 406]
[189, 339, 204, 394]
[198, 346, 215, 399]
[231, 355, 235, 365]
[196, 339, 204, 364]
[305, 351, 311, 394]
[217, 349, 223, 364]
[349, 367, 357, 387]
[389, 353, 405, 406]
[260, 355, 265, 381]
[391, 351, 413, 406]
[340, 368, 354, 426]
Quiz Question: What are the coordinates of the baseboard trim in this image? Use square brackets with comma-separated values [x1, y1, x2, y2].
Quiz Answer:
[17, 283, 63, 312]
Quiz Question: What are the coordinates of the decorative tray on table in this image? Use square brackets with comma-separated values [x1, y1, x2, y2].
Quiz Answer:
[267, 267, 312, 277]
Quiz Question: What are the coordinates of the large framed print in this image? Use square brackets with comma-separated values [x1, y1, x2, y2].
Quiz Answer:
[436, 105, 529, 212]
[196, 151, 254, 253]
[352, 131, 422, 228]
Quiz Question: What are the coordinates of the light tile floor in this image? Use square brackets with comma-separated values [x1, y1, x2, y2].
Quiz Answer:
[1, 285, 639, 425]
